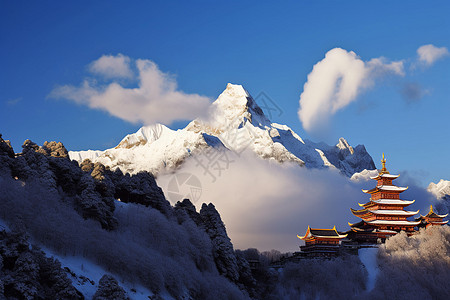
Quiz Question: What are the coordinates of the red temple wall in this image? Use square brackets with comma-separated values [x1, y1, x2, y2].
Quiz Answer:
[305, 238, 340, 246]
[371, 192, 400, 200]
[377, 178, 393, 186]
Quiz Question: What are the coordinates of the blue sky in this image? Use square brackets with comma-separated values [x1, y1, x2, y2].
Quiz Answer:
[1, 0, 449, 187]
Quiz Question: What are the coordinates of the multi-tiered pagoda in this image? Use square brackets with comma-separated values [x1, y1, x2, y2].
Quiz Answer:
[416, 205, 448, 228]
[347, 154, 420, 243]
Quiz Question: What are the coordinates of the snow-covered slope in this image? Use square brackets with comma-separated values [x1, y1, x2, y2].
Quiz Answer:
[70, 124, 225, 175]
[69, 83, 375, 176]
[350, 169, 379, 182]
[428, 179, 450, 199]
[42, 247, 155, 299]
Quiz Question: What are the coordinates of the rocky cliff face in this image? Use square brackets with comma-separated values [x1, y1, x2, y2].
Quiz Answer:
[0, 135, 173, 230]
[0, 134, 254, 299]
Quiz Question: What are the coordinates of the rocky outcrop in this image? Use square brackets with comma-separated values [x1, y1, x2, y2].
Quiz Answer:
[0, 136, 172, 230]
[174, 198, 203, 226]
[175, 200, 255, 293]
[38, 141, 69, 158]
[0, 134, 14, 158]
[112, 171, 172, 216]
[0, 134, 15, 177]
[200, 203, 240, 282]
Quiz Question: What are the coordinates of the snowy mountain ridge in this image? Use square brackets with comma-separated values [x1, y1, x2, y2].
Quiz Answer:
[428, 179, 450, 199]
[69, 83, 375, 176]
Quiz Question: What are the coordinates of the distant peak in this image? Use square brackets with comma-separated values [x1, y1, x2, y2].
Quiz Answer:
[336, 137, 354, 155]
[210, 83, 270, 127]
[428, 179, 450, 199]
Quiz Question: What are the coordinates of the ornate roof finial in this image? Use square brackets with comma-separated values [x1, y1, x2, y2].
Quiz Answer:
[380, 153, 389, 174]
[430, 205, 434, 214]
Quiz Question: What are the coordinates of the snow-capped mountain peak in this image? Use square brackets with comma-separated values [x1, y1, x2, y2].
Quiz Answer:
[69, 83, 375, 177]
[187, 83, 271, 134]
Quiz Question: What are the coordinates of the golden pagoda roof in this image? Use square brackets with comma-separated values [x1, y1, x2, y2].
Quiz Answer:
[380, 153, 388, 174]
[348, 221, 364, 227]
[370, 154, 400, 179]
[420, 205, 448, 218]
[297, 225, 347, 240]
[347, 221, 374, 231]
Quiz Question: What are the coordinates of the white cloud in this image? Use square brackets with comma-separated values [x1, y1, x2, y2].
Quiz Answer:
[417, 44, 449, 66]
[89, 54, 134, 79]
[298, 48, 404, 132]
[5, 97, 22, 106]
[157, 151, 430, 252]
[50, 57, 211, 125]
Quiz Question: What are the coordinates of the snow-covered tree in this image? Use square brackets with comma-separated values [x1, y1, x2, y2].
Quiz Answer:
[93, 274, 129, 300]
[0, 230, 82, 299]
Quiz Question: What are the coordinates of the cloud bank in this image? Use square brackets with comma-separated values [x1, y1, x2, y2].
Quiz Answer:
[298, 48, 404, 132]
[157, 151, 432, 252]
[417, 44, 449, 66]
[50, 55, 211, 125]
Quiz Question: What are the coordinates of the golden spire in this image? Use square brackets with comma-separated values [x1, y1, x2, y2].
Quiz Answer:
[380, 153, 389, 174]
[430, 205, 434, 214]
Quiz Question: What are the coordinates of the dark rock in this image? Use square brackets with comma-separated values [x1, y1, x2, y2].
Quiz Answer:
[80, 159, 95, 173]
[39, 141, 69, 158]
[0, 134, 15, 158]
[113, 171, 172, 216]
[200, 203, 239, 282]
[175, 199, 202, 226]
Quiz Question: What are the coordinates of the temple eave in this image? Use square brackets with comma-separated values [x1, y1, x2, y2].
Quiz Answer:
[367, 209, 419, 216]
[370, 199, 415, 205]
[366, 220, 421, 226]
[370, 173, 400, 180]
[430, 220, 448, 225]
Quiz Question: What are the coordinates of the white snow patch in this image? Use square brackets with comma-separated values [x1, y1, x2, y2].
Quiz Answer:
[315, 148, 335, 168]
[351, 169, 378, 182]
[68, 149, 103, 162]
[40, 246, 154, 299]
[359, 247, 379, 291]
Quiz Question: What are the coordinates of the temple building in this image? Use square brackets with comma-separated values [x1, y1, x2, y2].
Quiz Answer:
[416, 205, 448, 228]
[347, 154, 420, 243]
[297, 226, 347, 257]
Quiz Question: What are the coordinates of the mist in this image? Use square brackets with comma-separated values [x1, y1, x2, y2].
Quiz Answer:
[157, 151, 435, 252]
